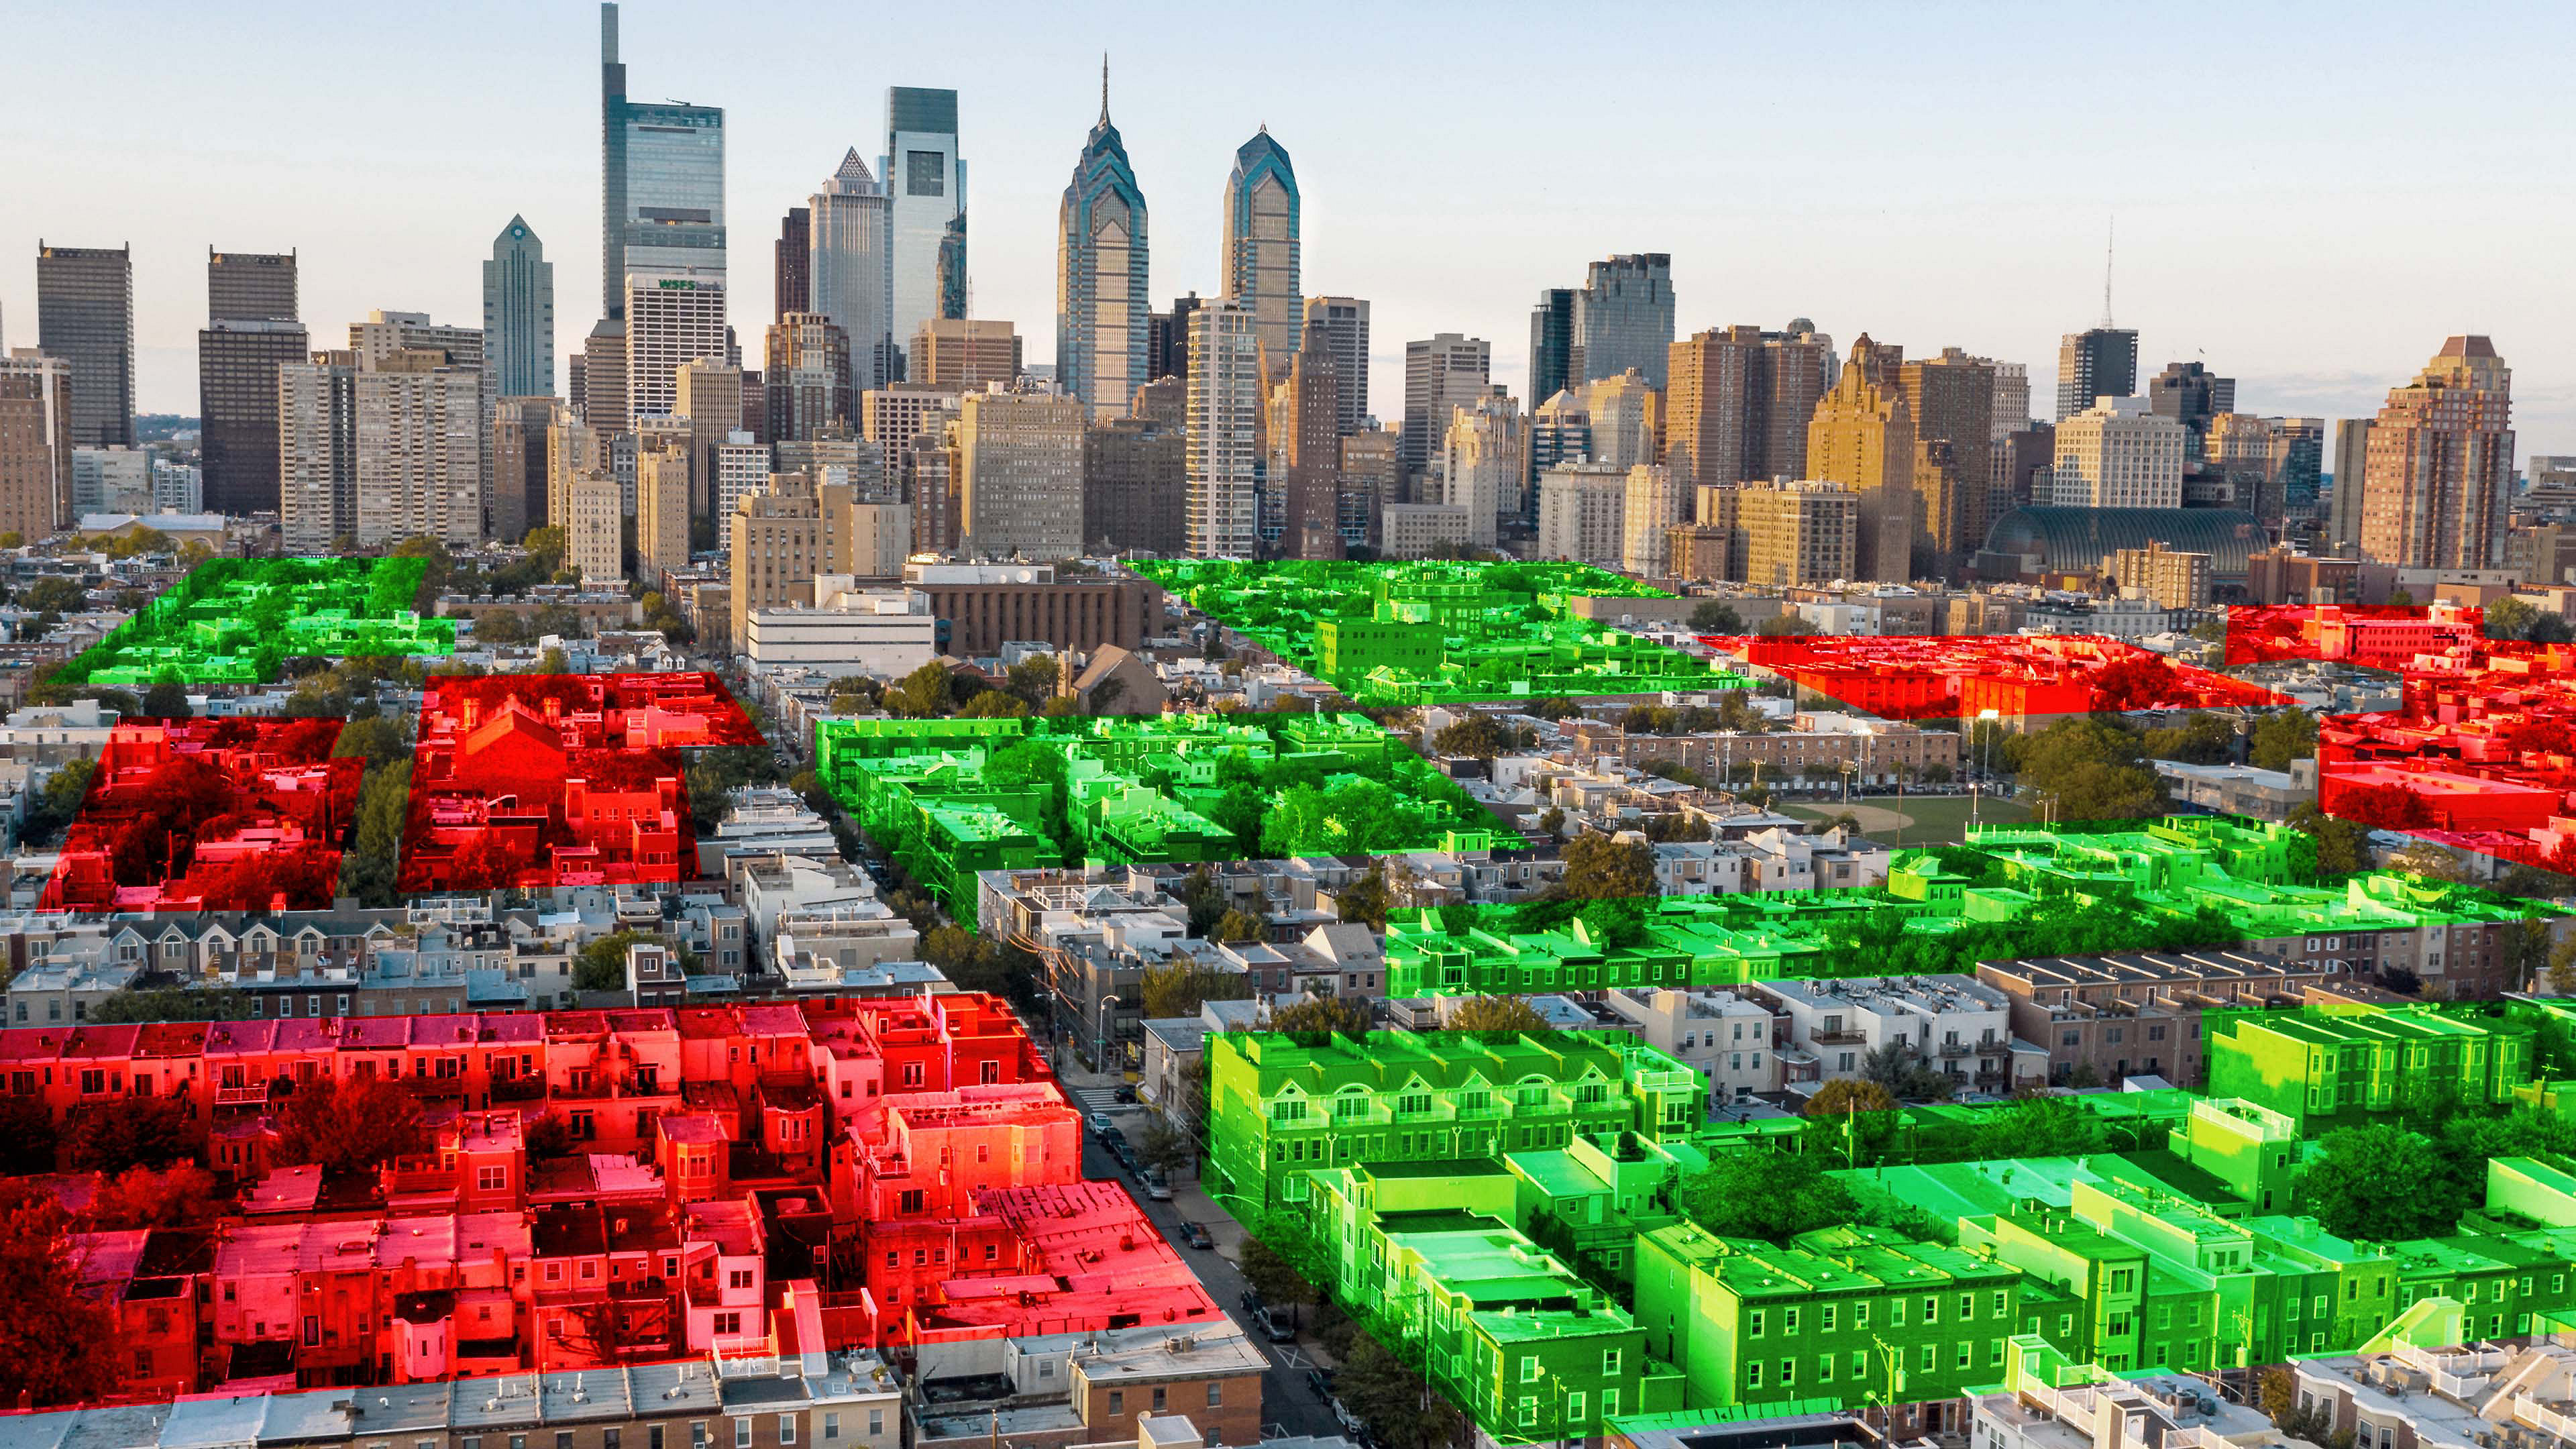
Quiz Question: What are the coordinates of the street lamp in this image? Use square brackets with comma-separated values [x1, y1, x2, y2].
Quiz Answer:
[1095, 994, 1124, 1075]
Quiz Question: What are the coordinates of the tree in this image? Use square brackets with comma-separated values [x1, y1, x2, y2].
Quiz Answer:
[2142, 712, 2235, 765]
[475, 609, 529, 645]
[2485, 596, 2542, 641]
[2549, 936, 2576, 996]
[140, 676, 193, 719]
[1210, 908, 1268, 944]
[0, 1093, 58, 1174]
[1678, 1150, 1860, 1243]
[65, 1095, 199, 1175]
[1336, 865, 1392, 928]
[1538, 806, 1566, 836]
[1271, 993, 1372, 1039]
[2306, 1124, 2463, 1239]
[1446, 995, 1554, 1034]
[23, 757, 96, 843]
[89, 986, 255, 1024]
[1141, 959, 1254, 1018]
[2250, 708, 2320, 772]
[2387, 588, 2415, 608]
[2288, 801, 2374, 875]
[0, 1186, 126, 1406]
[1237, 1235, 1318, 1308]
[1336, 1332, 1468, 1449]
[88, 1163, 222, 1230]
[1688, 600, 1743, 633]
[1994, 1093, 2108, 1157]
[21, 576, 87, 613]
[274, 1075, 427, 1176]
[1560, 833, 1656, 902]
[1860, 1042, 1956, 1102]
[2009, 714, 2166, 820]
[2388, 840, 2474, 883]
[1754, 612, 1813, 637]
[1431, 714, 1509, 760]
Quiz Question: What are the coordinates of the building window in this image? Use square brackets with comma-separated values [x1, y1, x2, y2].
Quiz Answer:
[1109, 1392, 1124, 1416]
[778, 1417, 796, 1445]
[867, 1413, 882, 1439]
[735, 1420, 752, 1449]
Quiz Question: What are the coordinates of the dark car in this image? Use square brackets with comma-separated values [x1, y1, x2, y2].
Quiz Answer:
[1303, 1368, 1335, 1400]
[1252, 1305, 1297, 1343]
[1178, 1220, 1214, 1250]
[1112, 1084, 1137, 1104]
[1240, 1288, 1265, 1315]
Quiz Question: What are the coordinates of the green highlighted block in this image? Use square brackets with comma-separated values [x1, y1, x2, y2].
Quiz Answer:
[1130, 557, 1749, 705]
[814, 712, 1521, 928]
[57, 556, 456, 686]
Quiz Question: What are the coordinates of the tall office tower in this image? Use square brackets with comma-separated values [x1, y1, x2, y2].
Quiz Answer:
[1909, 439, 1964, 582]
[1621, 464, 1686, 576]
[904, 429, 959, 554]
[1530, 390, 1591, 495]
[0, 352, 74, 541]
[623, 273, 727, 424]
[1898, 347, 1996, 581]
[1528, 288, 1576, 407]
[2206, 412, 2282, 523]
[276, 353, 358, 552]
[912, 319, 1021, 389]
[1401, 333, 1490, 484]
[677, 358, 745, 519]
[1084, 415, 1185, 555]
[2328, 418, 2373, 555]
[953, 390, 1084, 560]
[1131, 375, 1186, 431]
[1441, 391, 1529, 548]
[2147, 360, 2235, 460]
[580, 322, 627, 431]
[2272, 418, 2325, 523]
[1994, 423, 2055, 518]
[1737, 478, 1859, 587]
[1146, 292, 1200, 384]
[739, 370, 767, 442]
[1220, 127, 1301, 368]
[729, 478, 820, 645]
[350, 309, 485, 372]
[199, 251, 308, 516]
[810, 149, 895, 392]
[1664, 323, 1831, 494]
[35, 244, 133, 446]
[765, 313, 853, 442]
[1582, 370, 1659, 470]
[863, 382, 960, 456]
[568, 473, 624, 584]
[1805, 336, 1918, 583]
[1185, 299, 1260, 557]
[354, 350, 484, 545]
[884, 87, 966, 376]
[70, 446, 152, 515]
[774, 207, 810, 320]
[2055, 327, 2139, 421]
[2359, 336, 2516, 570]
[1339, 427, 1395, 551]
[1268, 319, 1342, 559]
[490, 396, 559, 542]
[1984, 360, 2031, 439]
[1571, 254, 1674, 387]
[599, 2, 724, 323]
[482, 217, 555, 398]
[706, 435, 767, 523]
[2052, 396, 2187, 509]
[569, 355, 587, 416]
[1535, 463, 1628, 568]
[1758, 320, 1835, 480]
[545, 405, 600, 527]
[1058, 65, 1149, 420]
[1301, 297, 1369, 436]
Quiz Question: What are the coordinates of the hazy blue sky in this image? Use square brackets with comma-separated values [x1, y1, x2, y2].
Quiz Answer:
[6, 1, 2571, 455]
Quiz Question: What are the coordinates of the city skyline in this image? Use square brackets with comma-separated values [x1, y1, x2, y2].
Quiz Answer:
[4, 2, 2571, 453]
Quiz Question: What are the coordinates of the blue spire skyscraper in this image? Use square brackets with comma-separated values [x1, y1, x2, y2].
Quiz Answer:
[1221, 125, 1300, 366]
[483, 216, 555, 398]
[1057, 58, 1148, 420]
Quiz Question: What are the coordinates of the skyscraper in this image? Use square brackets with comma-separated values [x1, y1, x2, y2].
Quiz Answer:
[1582, 370, 1660, 471]
[2328, 418, 2373, 556]
[1221, 127, 1301, 367]
[1804, 335, 1917, 583]
[1058, 62, 1149, 420]
[677, 358, 747, 520]
[885, 87, 966, 375]
[1148, 293, 1201, 384]
[1528, 288, 1576, 407]
[355, 350, 483, 546]
[0, 352, 74, 541]
[1401, 333, 1489, 486]
[955, 390, 1085, 561]
[1898, 347, 1996, 582]
[623, 273, 728, 425]
[810, 150, 895, 394]
[764, 313, 852, 442]
[1270, 318, 1342, 559]
[490, 395, 560, 543]
[35, 243, 133, 447]
[483, 217, 555, 398]
[2147, 360, 2234, 459]
[1664, 323, 1831, 493]
[1085, 413, 1185, 556]
[774, 207, 811, 321]
[1622, 464, 1686, 577]
[600, 1, 724, 323]
[1571, 254, 1674, 387]
[910, 319, 1021, 390]
[199, 250, 307, 517]
[1442, 391, 1528, 549]
[1303, 297, 1370, 437]
[2359, 336, 2514, 571]
[1185, 299, 1260, 557]
[2055, 327, 2139, 420]
[2052, 396, 2186, 510]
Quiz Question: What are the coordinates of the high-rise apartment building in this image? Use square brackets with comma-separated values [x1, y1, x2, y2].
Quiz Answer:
[2104, 539, 2212, 609]
[1805, 335, 1918, 582]
[355, 350, 484, 546]
[1401, 333, 1489, 484]
[902, 429, 958, 555]
[955, 389, 1084, 560]
[277, 353, 357, 552]
[599, 2, 724, 322]
[1621, 463, 1686, 577]
[1536, 463, 1627, 568]
[1571, 254, 1674, 388]
[1530, 390, 1591, 491]
[1300, 297, 1368, 437]
[35, 243, 133, 447]
[810, 150, 895, 393]
[862, 382, 959, 455]
[1986, 360, 2031, 439]
[70, 446, 152, 516]
[1528, 288, 1576, 408]
[1583, 370, 1660, 471]
[1737, 478, 1859, 587]
[2272, 417, 2325, 523]
[581, 321, 627, 431]
[1442, 391, 1528, 548]
[483, 217, 555, 398]
[1058, 68, 1148, 421]
[2055, 327, 2139, 421]
[677, 358, 746, 519]
[774, 207, 810, 320]
[545, 404, 600, 529]
[765, 313, 852, 442]
[2206, 411, 2282, 523]
[2328, 418, 2373, 555]
[2148, 360, 2234, 459]
[1269, 319, 1342, 559]
[1083, 415, 1184, 556]
[200, 251, 307, 517]
[1899, 347, 1996, 581]
[1338, 427, 1395, 551]
[730, 475, 820, 645]
[712, 435, 770, 523]
[1146, 292, 1199, 385]
[623, 273, 727, 425]
[350, 310, 484, 374]
[911, 319, 1020, 390]
[1995, 423, 2054, 519]
[1221, 127, 1301, 368]
[1185, 299, 1260, 558]
[568, 473, 625, 584]
[2359, 336, 2515, 570]
[0, 351, 74, 541]
[490, 395, 559, 543]
[1665, 322, 1832, 493]
[2052, 396, 2187, 510]
[884, 87, 966, 376]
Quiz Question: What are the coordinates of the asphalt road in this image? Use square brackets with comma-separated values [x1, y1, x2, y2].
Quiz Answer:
[1081, 1130, 1348, 1442]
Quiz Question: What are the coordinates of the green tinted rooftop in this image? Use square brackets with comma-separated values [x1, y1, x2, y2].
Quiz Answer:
[58, 555, 455, 686]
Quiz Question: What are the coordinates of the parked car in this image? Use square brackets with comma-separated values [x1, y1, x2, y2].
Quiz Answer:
[1240, 1288, 1265, 1316]
[1303, 1368, 1335, 1400]
[1252, 1305, 1297, 1343]
[1087, 1113, 1118, 1138]
[1178, 1220, 1214, 1250]
[1140, 1168, 1173, 1200]
[1112, 1083, 1137, 1104]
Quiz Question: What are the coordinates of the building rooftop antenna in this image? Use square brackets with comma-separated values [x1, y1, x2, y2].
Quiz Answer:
[2101, 214, 2116, 329]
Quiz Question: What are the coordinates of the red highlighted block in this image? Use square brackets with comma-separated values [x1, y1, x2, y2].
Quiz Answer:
[2223, 602, 2483, 668]
[1701, 633, 2284, 721]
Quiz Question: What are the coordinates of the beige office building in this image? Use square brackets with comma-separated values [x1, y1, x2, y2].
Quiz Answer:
[2052, 396, 2186, 510]
[731, 476, 822, 645]
[911, 319, 1022, 390]
[1621, 463, 1687, 577]
[863, 382, 960, 450]
[568, 473, 624, 584]
[676, 359, 745, 518]
[953, 389, 1084, 560]
[623, 272, 727, 424]
[1440, 390, 1528, 547]
[1737, 478, 1857, 587]
[637, 443, 692, 584]
[1583, 368, 1661, 470]
[1536, 462, 1627, 569]
[2104, 539, 2212, 608]
[1804, 335, 1917, 582]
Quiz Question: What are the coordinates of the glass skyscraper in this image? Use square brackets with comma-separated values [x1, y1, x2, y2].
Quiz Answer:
[1221, 127, 1299, 365]
[483, 216, 555, 398]
[600, 1, 723, 323]
[1057, 64, 1148, 421]
[1572, 253, 1674, 388]
[883, 86, 964, 380]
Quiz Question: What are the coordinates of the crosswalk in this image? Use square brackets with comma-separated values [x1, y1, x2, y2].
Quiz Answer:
[1067, 1086, 1131, 1116]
